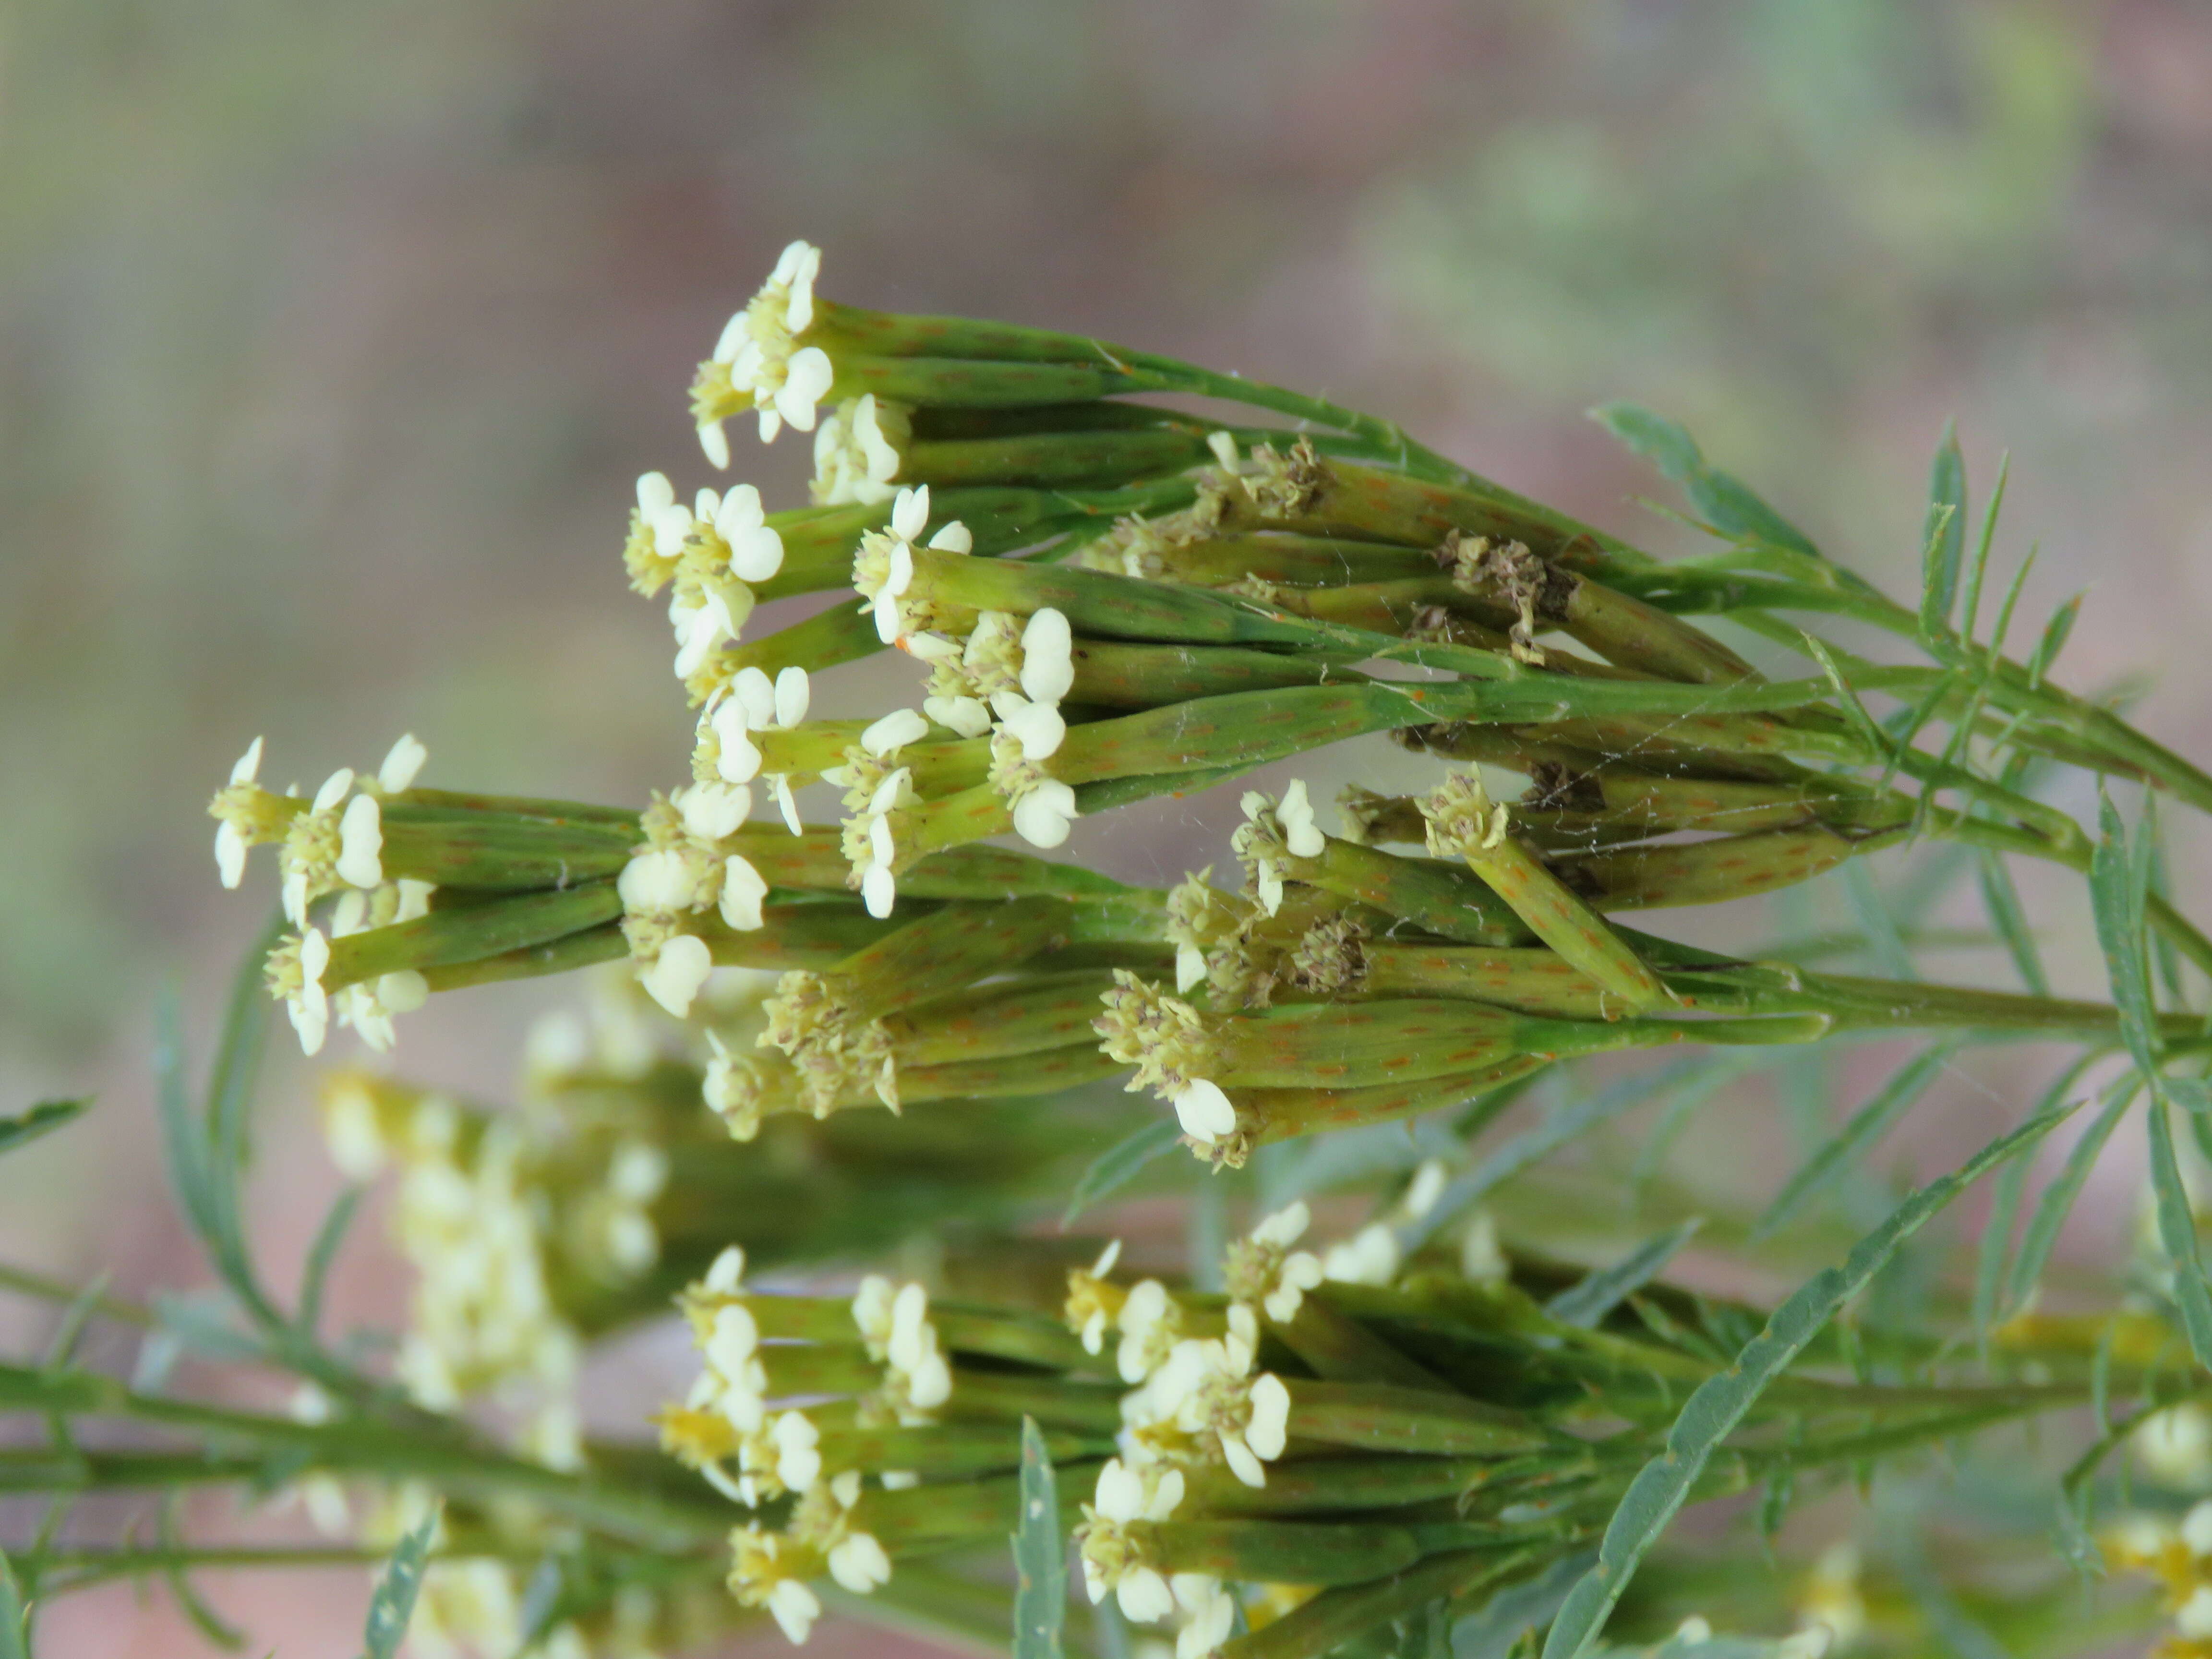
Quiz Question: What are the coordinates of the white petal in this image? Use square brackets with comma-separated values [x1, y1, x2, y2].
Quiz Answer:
[335, 794, 383, 888]
[713, 716, 765, 783]
[215, 822, 248, 889]
[1118, 1568, 1175, 1625]
[771, 775, 802, 834]
[377, 970, 429, 1013]
[1245, 1373, 1290, 1459]
[925, 695, 992, 739]
[773, 666, 811, 728]
[1019, 609, 1076, 704]
[229, 736, 265, 785]
[1219, 1431, 1266, 1490]
[778, 347, 832, 432]
[640, 935, 713, 1018]
[704, 1244, 747, 1295]
[680, 781, 753, 842]
[890, 485, 929, 542]
[727, 522, 785, 583]
[1011, 793, 1072, 850]
[312, 768, 355, 814]
[871, 596, 903, 645]
[636, 471, 676, 515]
[926, 521, 972, 554]
[299, 927, 331, 983]
[766, 1580, 820, 1646]
[867, 767, 914, 814]
[1172, 1080, 1237, 1143]
[651, 503, 696, 558]
[377, 733, 428, 794]
[721, 856, 768, 931]
[1090, 1238, 1123, 1277]
[862, 708, 930, 757]
[992, 694, 1065, 760]
[828, 1532, 892, 1594]
[862, 863, 896, 919]
[698, 421, 731, 469]
[1094, 1459, 1142, 1523]
[710, 314, 748, 363]
[1175, 942, 1206, 994]
[733, 665, 778, 729]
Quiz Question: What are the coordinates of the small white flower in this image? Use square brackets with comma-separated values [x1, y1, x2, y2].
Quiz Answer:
[283, 928, 332, 1056]
[721, 855, 768, 931]
[639, 934, 713, 1017]
[811, 394, 906, 505]
[213, 736, 266, 888]
[378, 733, 428, 794]
[1170, 1079, 1237, 1145]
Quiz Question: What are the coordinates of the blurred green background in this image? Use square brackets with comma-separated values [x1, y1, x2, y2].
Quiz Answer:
[5, 0, 2212, 1648]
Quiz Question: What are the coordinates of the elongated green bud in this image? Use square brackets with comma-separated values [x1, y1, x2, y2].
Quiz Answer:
[1089, 524, 1435, 588]
[1420, 771, 1669, 1011]
[1358, 944, 1611, 1018]
[1553, 822, 1909, 910]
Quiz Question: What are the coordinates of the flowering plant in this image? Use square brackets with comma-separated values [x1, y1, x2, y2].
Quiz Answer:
[5, 240, 2211, 1659]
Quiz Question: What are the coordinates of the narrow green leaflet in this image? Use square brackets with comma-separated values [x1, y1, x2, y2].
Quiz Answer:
[1012, 1417, 1065, 1659]
[361, 1506, 439, 1659]
[1543, 1221, 1704, 1329]
[1749, 1044, 1955, 1242]
[0, 1098, 87, 1159]
[2026, 593, 2083, 689]
[1921, 421, 1967, 643]
[1971, 1147, 2031, 1357]
[1975, 851, 2048, 997]
[2147, 1096, 2212, 1370]
[1588, 403, 1821, 557]
[2005, 1077, 2137, 1318]
[1062, 1118, 1182, 1225]
[1539, 1103, 2073, 1659]
[2090, 792, 2160, 1078]
[0, 1547, 28, 1659]
[298, 1186, 363, 1340]
[1958, 452, 2010, 649]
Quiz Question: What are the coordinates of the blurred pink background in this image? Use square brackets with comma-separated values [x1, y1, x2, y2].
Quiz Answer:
[6, 0, 2212, 1650]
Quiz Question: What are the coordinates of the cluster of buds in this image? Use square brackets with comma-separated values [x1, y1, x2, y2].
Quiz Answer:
[212, 238, 2158, 1147]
